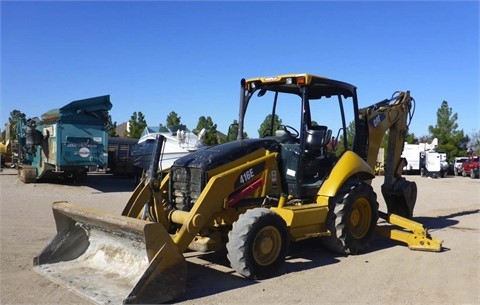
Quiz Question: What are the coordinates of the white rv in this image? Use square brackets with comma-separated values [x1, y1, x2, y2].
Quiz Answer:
[414, 138, 449, 178]
[401, 142, 426, 174]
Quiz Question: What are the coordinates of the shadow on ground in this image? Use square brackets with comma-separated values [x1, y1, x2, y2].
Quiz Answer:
[372, 208, 479, 253]
[82, 172, 136, 193]
[175, 208, 480, 302]
[415, 209, 479, 230]
[175, 239, 340, 302]
[1, 167, 136, 193]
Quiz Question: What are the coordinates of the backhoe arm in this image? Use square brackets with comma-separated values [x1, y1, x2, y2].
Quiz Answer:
[359, 92, 442, 251]
[359, 91, 417, 218]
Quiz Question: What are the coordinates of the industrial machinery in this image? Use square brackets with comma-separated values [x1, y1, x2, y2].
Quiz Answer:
[1, 122, 12, 168]
[16, 95, 112, 183]
[107, 136, 138, 177]
[420, 150, 449, 178]
[0, 141, 7, 168]
[33, 74, 441, 304]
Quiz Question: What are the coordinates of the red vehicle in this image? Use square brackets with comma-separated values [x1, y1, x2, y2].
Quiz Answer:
[462, 155, 479, 178]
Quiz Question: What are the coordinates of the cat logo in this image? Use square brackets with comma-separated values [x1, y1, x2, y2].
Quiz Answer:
[369, 113, 386, 128]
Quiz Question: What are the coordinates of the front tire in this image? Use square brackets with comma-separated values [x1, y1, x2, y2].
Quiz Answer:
[321, 181, 379, 255]
[227, 208, 289, 279]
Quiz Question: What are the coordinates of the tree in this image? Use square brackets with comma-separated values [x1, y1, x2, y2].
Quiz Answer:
[166, 111, 181, 126]
[336, 120, 355, 154]
[195, 116, 218, 146]
[223, 119, 248, 142]
[106, 114, 118, 137]
[417, 135, 431, 144]
[468, 130, 480, 155]
[108, 121, 118, 137]
[428, 101, 469, 161]
[124, 111, 147, 139]
[404, 130, 418, 144]
[5, 110, 27, 141]
[258, 114, 282, 138]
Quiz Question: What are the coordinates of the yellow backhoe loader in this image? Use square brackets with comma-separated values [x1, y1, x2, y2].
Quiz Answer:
[33, 74, 442, 304]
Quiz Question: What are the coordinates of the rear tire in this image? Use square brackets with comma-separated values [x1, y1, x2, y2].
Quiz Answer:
[227, 208, 289, 279]
[74, 169, 88, 184]
[321, 181, 379, 255]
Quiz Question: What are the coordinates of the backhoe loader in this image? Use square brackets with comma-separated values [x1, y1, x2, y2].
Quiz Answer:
[33, 73, 442, 304]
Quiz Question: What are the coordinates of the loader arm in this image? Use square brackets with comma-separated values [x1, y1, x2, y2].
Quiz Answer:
[165, 152, 279, 253]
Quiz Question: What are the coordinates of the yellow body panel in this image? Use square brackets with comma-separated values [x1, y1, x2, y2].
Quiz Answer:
[169, 149, 282, 252]
[376, 213, 442, 252]
[245, 73, 327, 86]
[271, 203, 330, 241]
[207, 149, 282, 199]
[318, 150, 375, 199]
[0, 143, 7, 155]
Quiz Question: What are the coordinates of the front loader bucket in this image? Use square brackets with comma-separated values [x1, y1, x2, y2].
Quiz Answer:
[33, 201, 187, 304]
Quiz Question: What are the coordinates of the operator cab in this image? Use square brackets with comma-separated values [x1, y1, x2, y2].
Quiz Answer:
[238, 74, 358, 199]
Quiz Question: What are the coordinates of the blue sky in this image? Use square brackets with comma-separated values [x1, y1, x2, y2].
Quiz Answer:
[1, 1, 479, 139]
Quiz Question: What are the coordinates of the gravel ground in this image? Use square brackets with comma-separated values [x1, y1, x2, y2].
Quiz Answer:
[1, 167, 479, 305]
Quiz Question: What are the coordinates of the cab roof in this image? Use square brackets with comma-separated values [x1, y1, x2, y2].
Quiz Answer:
[244, 73, 357, 99]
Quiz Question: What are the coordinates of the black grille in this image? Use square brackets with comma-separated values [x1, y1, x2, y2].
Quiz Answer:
[170, 166, 204, 211]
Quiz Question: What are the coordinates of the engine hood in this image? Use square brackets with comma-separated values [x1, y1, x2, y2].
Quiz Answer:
[173, 138, 280, 171]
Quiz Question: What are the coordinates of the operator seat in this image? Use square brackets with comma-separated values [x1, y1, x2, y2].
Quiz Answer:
[280, 125, 333, 199]
[305, 125, 329, 157]
[301, 125, 334, 198]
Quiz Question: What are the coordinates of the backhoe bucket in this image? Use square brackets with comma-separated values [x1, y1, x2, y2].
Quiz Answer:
[33, 201, 187, 304]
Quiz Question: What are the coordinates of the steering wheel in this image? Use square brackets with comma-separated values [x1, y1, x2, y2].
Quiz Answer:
[279, 125, 299, 138]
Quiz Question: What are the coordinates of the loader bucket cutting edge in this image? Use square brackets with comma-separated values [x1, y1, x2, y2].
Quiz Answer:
[33, 201, 187, 304]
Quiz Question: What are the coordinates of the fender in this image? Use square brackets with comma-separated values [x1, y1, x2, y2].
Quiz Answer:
[317, 150, 374, 200]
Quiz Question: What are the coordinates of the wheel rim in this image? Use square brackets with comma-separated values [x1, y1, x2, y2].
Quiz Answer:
[349, 197, 372, 239]
[253, 226, 282, 266]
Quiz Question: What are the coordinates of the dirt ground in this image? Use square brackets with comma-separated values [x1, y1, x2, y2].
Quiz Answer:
[1, 167, 479, 305]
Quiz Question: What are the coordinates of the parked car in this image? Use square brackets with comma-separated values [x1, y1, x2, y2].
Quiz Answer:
[453, 157, 469, 176]
[461, 156, 479, 179]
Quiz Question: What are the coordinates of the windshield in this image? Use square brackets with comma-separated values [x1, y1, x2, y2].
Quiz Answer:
[243, 87, 355, 152]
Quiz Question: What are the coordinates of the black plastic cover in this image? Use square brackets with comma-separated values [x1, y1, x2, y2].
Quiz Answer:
[173, 138, 280, 172]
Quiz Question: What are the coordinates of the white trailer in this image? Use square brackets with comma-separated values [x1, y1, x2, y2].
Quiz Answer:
[402, 138, 448, 177]
[401, 143, 426, 174]
[420, 150, 449, 178]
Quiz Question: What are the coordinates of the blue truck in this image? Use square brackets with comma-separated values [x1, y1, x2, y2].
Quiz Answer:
[16, 95, 112, 183]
